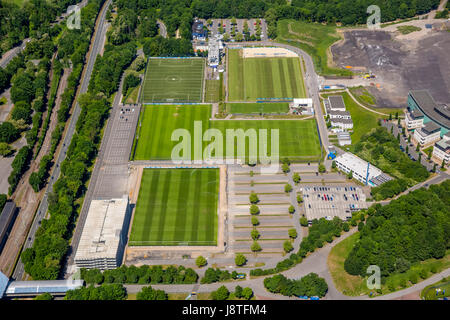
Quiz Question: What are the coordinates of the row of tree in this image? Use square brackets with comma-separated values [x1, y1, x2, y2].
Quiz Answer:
[200, 268, 243, 284]
[64, 284, 127, 300]
[264, 273, 328, 298]
[344, 180, 450, 278]
[81, 265, 198, 285]
[20, 0, 109, 280]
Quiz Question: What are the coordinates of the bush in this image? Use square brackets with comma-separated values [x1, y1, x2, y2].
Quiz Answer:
[297, 194, 303, 203]
[251, 229, 260, 240]
[264, 273, 328, 298]
[288, 205, 295, 214]
[137, 286, 167, 300]
[251, 217, 259, 226]
[282, 163, 290, 173]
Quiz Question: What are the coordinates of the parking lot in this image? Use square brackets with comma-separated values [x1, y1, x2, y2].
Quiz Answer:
[199, 18, 268, 41]
[302, 185, 368, 222]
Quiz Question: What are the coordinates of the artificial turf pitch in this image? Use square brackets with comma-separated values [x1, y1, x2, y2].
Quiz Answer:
[226, 102, 289, 114]
[129, 168, 219, 246]
[133, 105, 321, 162]
[228, 49, 306, 101]
[141, 58, 205, 103]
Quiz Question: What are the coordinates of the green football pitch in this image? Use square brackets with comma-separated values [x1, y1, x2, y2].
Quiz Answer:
[141, 58, 205, 103]
[228, 49, 307, 101]
[129, 168, 219, 246]
[132, 105, 321, 162]
[226, 102, 289, 114]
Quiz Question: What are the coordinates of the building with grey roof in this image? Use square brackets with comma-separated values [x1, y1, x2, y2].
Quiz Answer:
[328, 96, 346, 111]
[408, 90, 450, 136]
[0, 201, 17, 255]
[74, 196, 131, 270]
[413, 121, 442, 147]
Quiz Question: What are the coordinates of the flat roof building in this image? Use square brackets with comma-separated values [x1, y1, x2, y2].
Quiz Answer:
[0, 201, 17, 255]
[5, 279, 84, 297]
[334, 152, 391, 186]
[413, 121, 442, 147]
[328, 96, 347, 111]
[74, 196, 131, 270]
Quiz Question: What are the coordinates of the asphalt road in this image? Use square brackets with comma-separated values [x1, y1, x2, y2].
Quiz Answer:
[12, 0, 112, 281]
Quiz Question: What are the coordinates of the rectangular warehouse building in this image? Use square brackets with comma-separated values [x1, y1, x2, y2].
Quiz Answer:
[74, 196, 131, 270]
[0, 201, 17, 255]
[335, 152, 391, 186]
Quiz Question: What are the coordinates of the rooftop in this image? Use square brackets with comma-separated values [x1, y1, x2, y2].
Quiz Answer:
[0, 201, 16, 245]
[409, 90, 450, 129]
[74, 196, 129, 263]
[422, 121, 441, 135]
[435, 139, 450, 152]
[408, 108, 424, 119]
[335, 152, 383, 180]
[328, 96, 346, 110]
[5, 280, 84, 295]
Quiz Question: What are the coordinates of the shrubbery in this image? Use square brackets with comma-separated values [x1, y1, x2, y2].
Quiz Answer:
[264, 273, 328, 298]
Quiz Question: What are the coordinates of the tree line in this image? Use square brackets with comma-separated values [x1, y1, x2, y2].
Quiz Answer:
[344, 180, 450, 278]
[20, 0, 112, 280]
[264, 273, 328, 298]
[81, 265, 199, 285]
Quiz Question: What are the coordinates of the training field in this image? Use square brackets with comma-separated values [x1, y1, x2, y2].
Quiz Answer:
[228, 49, 306, 101]
[226, 102, 289, 114]
[141, 58, 205, 103]
[129, 168, 219, 246]
[132, 105, 321, 162]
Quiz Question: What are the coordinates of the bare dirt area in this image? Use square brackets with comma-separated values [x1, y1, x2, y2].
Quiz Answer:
[331, 28, 450, 108]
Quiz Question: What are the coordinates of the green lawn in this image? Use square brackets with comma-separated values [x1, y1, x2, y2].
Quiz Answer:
[141, 58, 204, 103]
[276, 20, 352, 77]
[129, 168, 219, 246]
[397, 25, 421, 35]
[322, 92, 387, 145]
[228, 49, 306, 101]
[421, 277, 450, 300]
[227, 103, 289, 114]
[133, 105, 321, 162]
[205, 79, 221, 103]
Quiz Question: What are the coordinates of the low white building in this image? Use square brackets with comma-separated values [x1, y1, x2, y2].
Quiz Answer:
[405, 108, 424, 130]
[334, 152, 391, 186]
[329, 110, 351, 119]
[74, 196, 131, 270]
[433, 132, 450, 163]
[331, 118, 353, 130]
[413, 122, 441, 147]
[337, 132, 352, 146]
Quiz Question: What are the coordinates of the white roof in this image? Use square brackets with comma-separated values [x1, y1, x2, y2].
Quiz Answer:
[293, 98, 312, 104]
[75, 196, 129, 262]
[335, 152, 382, 179]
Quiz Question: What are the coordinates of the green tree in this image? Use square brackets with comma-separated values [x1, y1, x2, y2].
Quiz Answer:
[331, 161, 336, 169]
[212, 285, 229, 300]
[297, 194, 303, 203]
[347, 171, 353, 179]
[249, 192, 259, 204]
[251, 241, 262, 252]
[283, 240, 293, 253]
[235, 254, 247, 266]
[34, 293, 53, 300]
[318, 164, 326, 173]
[0, 142, 14, 157]
[234, 285, 243, 298]
[196, 256, 207, 268]
[251, 229, 260, 240]
[288, 229, 297, 239]
[282, 163, 290, 173]
[250, 204, 260, 215]
[293, 172, 301, 183]
[251, 217, 259, 226]
[137, 286, 167, 300]
[242, 287, 253, 300]
[284, 183, 293, 193]
[288, 205, 295, 214]
[300, 217, 308, 226]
